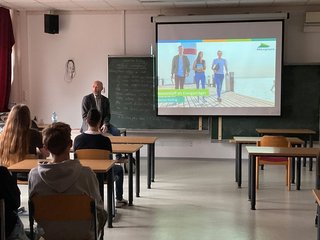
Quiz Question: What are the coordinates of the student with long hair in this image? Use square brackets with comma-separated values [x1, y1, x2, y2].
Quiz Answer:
[0, 104, 49, 167]
[193, 51, 206, 89]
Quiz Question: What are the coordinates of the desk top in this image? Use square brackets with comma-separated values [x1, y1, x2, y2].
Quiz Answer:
[232, 136, 304, 145]
[256, 128, 316, 135]
[109, 136, 158, 144]
[71, 129, 158, 144]
[112, 144, 143, 154]
[37, 123, 50, 130]
[8, 159, 115, 173]
[246, 146, 320, 158]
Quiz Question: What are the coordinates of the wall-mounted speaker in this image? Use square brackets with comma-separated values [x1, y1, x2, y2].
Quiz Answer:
[44, 14, 59, 34]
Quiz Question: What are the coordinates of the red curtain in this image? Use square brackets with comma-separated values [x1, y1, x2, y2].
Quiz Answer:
[0, 7, 15, 112]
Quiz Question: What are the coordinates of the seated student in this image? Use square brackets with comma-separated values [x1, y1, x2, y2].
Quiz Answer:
[0, 104, 49, 168]
[28, 122, 107, 239]
[0, 166, 29, 240]
[74, 109, 128, 208]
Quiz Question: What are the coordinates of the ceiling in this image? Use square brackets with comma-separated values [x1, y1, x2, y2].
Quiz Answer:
[1, 0, 320, 12]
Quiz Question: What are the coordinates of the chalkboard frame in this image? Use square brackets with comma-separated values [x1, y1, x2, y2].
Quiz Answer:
[210, 65, 320, 140]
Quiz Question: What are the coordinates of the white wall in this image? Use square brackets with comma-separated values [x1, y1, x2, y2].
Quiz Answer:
[12, 6, 320, 159]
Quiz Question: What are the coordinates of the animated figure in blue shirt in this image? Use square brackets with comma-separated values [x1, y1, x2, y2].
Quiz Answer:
[171, 45, 190, 89]
[212, 50, 228, 103]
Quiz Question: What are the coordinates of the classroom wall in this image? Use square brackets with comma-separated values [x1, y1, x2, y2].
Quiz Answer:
[11, 5, 320, 158]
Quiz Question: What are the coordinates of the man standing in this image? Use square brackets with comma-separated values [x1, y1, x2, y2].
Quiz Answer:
[212, 50, 228, 102]
[171, 45, 190, 89]
[81, 80, 122, 159]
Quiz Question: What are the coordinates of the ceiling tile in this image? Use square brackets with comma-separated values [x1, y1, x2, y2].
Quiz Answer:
[174, 1, 207, 7]
[1, 0, 319, 11]
[73, 1, 114, 10]
[207, 0, 240, 7]
[273, 0, 308, 4]
[2, 1, 48, 10]
[142, 2, 175, 8]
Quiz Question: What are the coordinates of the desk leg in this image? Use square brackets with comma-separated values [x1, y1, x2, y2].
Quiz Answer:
[128, 153, 133, 206]
[317, 205, 320, 240]
[309, 135, 313, 171]
[97, 171, 112, 229]
[251, 155, 256, 210]
[316, 155, 320, 190]
[248, 154, 252, 200]
[147, 144, 152, 189]
[136, 150, 140, 197]
[105, 170, 113, 228]
[303, 140, 307, 167]
[238, 143, 242, 188]
[297, 157, 301, 190]
[291, 157, 296, 184]
[151, 143, 155, 182]
[235, 143, 239, 182]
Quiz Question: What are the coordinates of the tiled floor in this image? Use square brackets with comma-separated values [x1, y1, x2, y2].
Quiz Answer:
[19, 157, 318, 239]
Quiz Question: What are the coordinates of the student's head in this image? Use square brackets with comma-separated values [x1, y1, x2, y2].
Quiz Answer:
[6, 104, 31, 131]
[178, 45, 184, 55]
[92, 81, 103, 96]
[196, 51, 203, 61]
[86, 109, 101, 128]
[217, 50, 223, 58]
[43, 122, 72, 156]
[0, 104, 31, 166]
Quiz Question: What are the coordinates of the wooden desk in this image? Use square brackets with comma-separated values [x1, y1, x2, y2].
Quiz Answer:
[37, 123, 50, 131]
[71, 130, 158, 189]
[256, 128, 317, 170]
[246, 146, 320, 210]
[112, 144, 143, 205]
[232, 136, 304, 188]
[109, 136, 158, 189]
[312, 189, 320, 240]
[8, 159, 116, 230]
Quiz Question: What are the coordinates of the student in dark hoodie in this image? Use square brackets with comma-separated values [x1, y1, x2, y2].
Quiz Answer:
[0, 166, 29, 239]
[28, 122, 107, 240]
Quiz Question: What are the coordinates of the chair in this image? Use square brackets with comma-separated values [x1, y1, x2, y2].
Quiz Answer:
[75, 149, 116, 216]
[74, 149, 111, 160]
[0, 199, 5, 240]
[28, 194, 99, 240]
[256, 135, 292, 191]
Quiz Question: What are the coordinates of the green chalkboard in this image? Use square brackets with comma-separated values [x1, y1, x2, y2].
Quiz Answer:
[211, 65, 320, 139]
[108, 56, 208, 130]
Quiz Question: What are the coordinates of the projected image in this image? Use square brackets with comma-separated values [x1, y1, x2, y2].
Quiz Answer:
[156, 21, 282, 116]
[158, 38, 276, 111]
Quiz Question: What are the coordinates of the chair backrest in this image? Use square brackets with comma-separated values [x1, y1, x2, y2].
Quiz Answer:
[0, 199, 5, 240]
[29, 194, 98, 240]
[75, 149, 111, 160]
[257, 135, 290, 147]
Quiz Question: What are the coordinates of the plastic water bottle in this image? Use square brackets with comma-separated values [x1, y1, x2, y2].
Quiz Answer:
[51, 112, 58, 123]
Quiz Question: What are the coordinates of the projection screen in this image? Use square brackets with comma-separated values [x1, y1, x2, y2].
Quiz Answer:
[155, 16, 284, 116]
